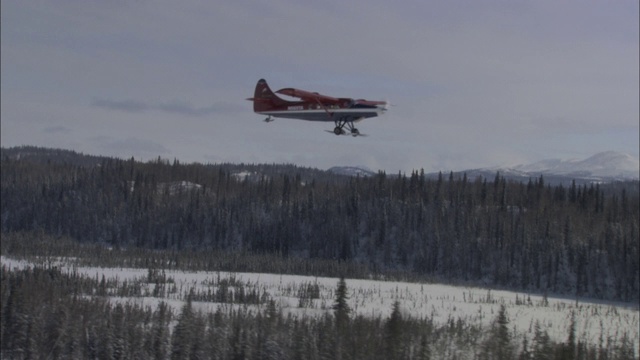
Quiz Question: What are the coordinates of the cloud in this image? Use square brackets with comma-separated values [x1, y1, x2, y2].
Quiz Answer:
[2, 1, 638, 172]
[43, 126, 71, 134]
[157, 101, 213, 116]
[157, 101, 244, 117]
[92, 99, 149, 113]
[92, 98, 244, 117]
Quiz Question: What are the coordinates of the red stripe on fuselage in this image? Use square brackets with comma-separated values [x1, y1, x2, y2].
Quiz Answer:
[248, 79, 388, 120]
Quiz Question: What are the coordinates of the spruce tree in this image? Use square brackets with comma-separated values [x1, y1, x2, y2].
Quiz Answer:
[384, 300, 404, 359]
[332, 276, 350, 360]
[171, 300, 193, 360]
[152, 301, 171, 360]
[480, 304, 514, 360]
[562, 311, 577, 360]
[532, 320, 553, 360]
[333, 276, 350, 328]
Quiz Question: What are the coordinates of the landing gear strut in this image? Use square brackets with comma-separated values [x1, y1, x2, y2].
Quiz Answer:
[333, 119, 360, 136]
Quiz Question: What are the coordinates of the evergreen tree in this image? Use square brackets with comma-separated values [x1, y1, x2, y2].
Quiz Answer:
[480, 304, 514, 360]
[614, 332, 636, 360]
[561, 311, 577, 360]
[333, 276, 350, 329]
[332, 277, 350, 360]
[171, 300, 194, 360]
[532, 321, 553, 360]
[152, 301, 171, 360]
[519, 336, 531, 360]
[384, 300, 404, 359]
[417, 334, 432, 360]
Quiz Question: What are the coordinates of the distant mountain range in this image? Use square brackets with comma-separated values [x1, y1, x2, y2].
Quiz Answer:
[330, 151, 639, 186]
[3, 146, 637, 186]
[512, 151, 638, 178]
[434, 152, 640, 186]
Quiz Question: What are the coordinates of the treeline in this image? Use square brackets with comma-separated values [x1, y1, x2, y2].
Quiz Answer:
[0, 232, 378, 280]
[1, 147, 638, 301]
[4, 265, 636, 360]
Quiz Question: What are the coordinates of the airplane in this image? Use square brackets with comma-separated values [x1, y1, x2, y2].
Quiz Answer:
[247, 79, 388, 136]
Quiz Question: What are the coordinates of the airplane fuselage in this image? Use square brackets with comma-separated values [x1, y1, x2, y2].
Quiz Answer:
[258, 103, 387, 123]
[247, 79, 388, 135]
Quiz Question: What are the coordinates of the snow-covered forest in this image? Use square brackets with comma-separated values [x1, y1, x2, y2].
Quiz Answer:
[2, 146, 638, 301]
[1, 238, 638, 359]
[1, 146, 639, 359]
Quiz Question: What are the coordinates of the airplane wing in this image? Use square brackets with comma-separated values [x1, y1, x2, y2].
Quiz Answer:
[275, 88, 341, 104]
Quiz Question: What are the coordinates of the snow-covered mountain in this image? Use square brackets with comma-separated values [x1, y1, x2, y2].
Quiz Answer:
[512, 151, 639, 180]
[328, 166, 377, 177]
[426, 151, 639, 186]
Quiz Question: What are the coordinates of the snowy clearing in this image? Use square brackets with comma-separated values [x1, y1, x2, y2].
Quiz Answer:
[2, 255, 638, 355]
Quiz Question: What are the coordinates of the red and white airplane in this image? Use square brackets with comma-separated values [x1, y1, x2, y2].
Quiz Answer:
[247, 79, 388, 136]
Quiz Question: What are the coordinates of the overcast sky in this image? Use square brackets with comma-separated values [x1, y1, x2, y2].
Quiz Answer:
[2, 1, 638, 173]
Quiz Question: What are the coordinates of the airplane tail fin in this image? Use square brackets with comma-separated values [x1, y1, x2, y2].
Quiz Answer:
[247, 79, 286, 113]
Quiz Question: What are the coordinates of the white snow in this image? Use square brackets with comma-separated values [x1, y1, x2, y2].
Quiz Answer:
[2, 256, 638, 354]
[512, 151, 639, 179]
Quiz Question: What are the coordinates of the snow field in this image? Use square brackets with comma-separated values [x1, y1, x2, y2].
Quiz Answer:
[2, 256, 638, 355]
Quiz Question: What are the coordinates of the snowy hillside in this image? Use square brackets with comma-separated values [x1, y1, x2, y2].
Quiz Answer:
[328, 166, 376, 177]
[426, 151, 639, 185]
[513, 151, 639, 180]
[325, 152, 640, 188]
